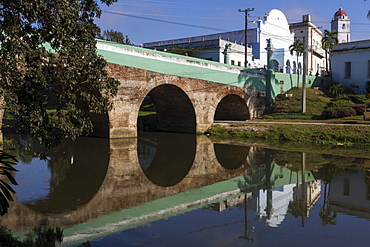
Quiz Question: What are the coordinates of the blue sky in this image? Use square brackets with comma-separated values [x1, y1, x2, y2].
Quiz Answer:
[96, 0, 370, 45]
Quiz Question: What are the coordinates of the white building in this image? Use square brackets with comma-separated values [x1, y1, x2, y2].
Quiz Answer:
[144, 9, 300, 72]
[289, 14, 326, 76]
[331, 39, 370, 93]
[144, 31, 253, 67]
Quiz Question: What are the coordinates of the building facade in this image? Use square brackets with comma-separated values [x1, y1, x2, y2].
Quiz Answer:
[143, 31, 252, 67]
[289, 14, 326, 76]
[144, 9, 300, 73]
[144, 8, 343, 78]
[331, 39, 370, 93]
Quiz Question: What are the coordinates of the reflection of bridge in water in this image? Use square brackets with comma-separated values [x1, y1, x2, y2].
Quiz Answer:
[0, 133, 319, 244]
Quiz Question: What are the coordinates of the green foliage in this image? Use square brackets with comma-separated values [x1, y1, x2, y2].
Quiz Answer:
[25, 220, 63, 247]
[98, 29, 131, 44]
[0, 0, 119, 146]
[322, 30, 338, 72]
[322, 30, 339, 51]
[289, 39, 303, 84]
[365, 81, 370, 94]
[329, 81, 343, 97]
[265, 87, 330, 119]
[348, 94, 367, 104]
[0, 151, 18, 216]
[265, 86, 369, 121]
[289, 39, 303, 57]
[206, 124, 370, 146]
[168, 44, 202, 56]
[0, 220, 92, 246]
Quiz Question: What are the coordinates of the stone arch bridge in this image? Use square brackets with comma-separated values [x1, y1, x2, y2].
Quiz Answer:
[93, 40, 267, 138]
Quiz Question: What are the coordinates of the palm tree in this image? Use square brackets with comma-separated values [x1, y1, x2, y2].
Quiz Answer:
[322, 30, 338, 74]
[0, 151, 18, 216]
[289, 39, 303, 86]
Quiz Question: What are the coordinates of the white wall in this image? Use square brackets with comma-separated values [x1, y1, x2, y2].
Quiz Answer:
[331, 40, 370, 93]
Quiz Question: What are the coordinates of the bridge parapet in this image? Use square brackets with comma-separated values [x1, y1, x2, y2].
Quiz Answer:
[96, 40, 266, 90]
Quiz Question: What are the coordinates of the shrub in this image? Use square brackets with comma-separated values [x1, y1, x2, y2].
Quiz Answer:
[348, 94, 367, 104]
[322, 107, 356, 119]
[352, 105, 365, 115]
[328, 98, 352, 108]
[365, 81, 370, 94]
[328, 81, 343, 97]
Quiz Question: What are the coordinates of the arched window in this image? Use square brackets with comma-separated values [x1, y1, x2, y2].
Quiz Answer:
[272, 60, 279, 71]
[293, 61, 297, 74]
[286, 60, 291, 74]
[298, 62, 302, 75]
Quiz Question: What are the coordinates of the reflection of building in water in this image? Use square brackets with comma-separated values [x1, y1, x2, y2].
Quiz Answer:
[205, 180, 321, 227]
[251, 180, 320, 227]
[254, 184, 295, 227]
[329, 169, 370, 218]
[293, 180, 321, 217]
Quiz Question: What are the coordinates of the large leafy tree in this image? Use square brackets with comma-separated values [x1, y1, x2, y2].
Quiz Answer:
[98, 29, 132, 44]
[0, 0, 119, 146]
[289, 39, 303, 86]
[322, 30, 338, 74]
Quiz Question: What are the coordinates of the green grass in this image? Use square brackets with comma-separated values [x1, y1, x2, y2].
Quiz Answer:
[263, 87, 331, 119]
[262, 87, 370, 121]
[207, 123, 370, 146]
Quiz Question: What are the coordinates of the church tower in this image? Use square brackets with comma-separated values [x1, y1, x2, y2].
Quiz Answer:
[331, 7, 350, 43]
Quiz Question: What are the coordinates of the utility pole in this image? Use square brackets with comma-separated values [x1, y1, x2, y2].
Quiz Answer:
[239, 8, 254, 67]
[302, 37, 307, 113]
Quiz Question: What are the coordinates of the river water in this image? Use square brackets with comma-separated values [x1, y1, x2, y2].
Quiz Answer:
[1, 132, 370, 246]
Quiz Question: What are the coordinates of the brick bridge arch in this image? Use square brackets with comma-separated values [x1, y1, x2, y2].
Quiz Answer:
[101, 63, 264, 138]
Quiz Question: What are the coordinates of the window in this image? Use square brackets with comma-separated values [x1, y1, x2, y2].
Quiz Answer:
[342, 24, 346, 29]
[238, 61, 241, 66]
[231, 60, 235, 65]
[344, 62, 351, 78]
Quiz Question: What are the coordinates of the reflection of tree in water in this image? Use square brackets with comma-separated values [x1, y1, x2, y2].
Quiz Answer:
[3, 138, 33, 165]
[4, 137, 74, 194]
[288, 200, 304, 218]
[48, 156, 72, 193]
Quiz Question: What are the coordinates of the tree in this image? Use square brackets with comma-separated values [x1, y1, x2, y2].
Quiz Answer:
[322, 30, 338, 73]
[168, 44, 202, 56]
[0, 0, 119, 147]
[98, 29, 132, 45]
[289, 39, 303, 86]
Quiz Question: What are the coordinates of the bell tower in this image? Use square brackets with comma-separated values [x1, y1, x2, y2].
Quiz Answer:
[331, 7, 350, 43]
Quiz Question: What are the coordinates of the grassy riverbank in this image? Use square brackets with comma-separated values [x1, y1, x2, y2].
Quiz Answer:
[207, 87, 370, 146]
[207, 123, 370, 145]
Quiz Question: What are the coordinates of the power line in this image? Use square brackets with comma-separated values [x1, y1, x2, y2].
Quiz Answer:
[113, 1, 226, 10]
[102, 11, 228, 31]
[103, 11, 239, 20]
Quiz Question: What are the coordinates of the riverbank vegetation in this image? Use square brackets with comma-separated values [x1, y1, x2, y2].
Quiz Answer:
[207, 85, 370, 146]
